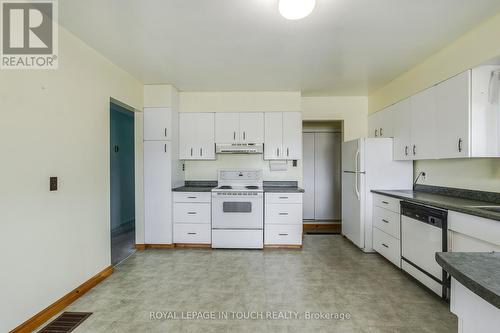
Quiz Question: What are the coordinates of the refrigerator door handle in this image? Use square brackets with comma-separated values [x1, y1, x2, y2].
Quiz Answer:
[354, 149, 360, 200]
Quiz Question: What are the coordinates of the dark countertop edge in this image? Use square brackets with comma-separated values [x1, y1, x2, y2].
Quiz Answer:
[436, 252, 500, 309]
[263, 187, 305, 193]
[371, 190, 500, 222]
[172, 186, 215, 192]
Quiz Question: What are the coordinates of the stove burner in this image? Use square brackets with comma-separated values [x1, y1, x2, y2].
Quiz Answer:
[246, 186, 259, 189]
[219, 185, 232, 189]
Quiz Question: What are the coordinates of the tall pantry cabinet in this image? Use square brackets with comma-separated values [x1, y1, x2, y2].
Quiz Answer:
[143, 85, 184, 245]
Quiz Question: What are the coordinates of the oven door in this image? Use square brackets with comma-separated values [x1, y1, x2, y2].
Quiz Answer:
[212, 193, 263, 229]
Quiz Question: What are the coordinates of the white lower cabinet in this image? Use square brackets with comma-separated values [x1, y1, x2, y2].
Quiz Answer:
[264, 193, 303, 246]
[373, 228, 401, 267]
[372, 194, 401, 267]
[173, 192, 211, 244]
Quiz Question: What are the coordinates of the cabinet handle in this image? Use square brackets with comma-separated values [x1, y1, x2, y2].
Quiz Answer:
[382, 219, 389, 223]
[458, 138, 463, 152]
[233, 131, 236, 140]
[187, 212, 197, 215]
[200, 148, 203, 156]
[276, 148, 280, 157]
[243, 131, 246, 140]
[382, 243, 389, 248]
[287, 148, 290, 157]
[187, 196, 197, 199]
[279, 213, 289, 215]
[187, 232, 197, 235]
[382, 201, 389, 204]
[190, 148, 193, 156]
[278, 233, 289, 236]
[413, 145, 416, 155]
[375, 129, 378, 137]
[164, 128, 167, 137]
[405, 146, 408, 156]
[380, 128, 383, 136]
[164, 144, 167, 153]
[279, 197, 289, 199]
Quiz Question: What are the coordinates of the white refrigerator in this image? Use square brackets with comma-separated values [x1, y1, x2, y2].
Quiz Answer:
[341, 138, 413, 252]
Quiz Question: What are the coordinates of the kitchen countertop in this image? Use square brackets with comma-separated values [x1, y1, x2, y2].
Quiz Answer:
[172, 181, 304, 193]
[436, 252, 500, 309]
[172, 186, 215, 192]
[371, 189, 500, 222]
[263, 186, 305, 193]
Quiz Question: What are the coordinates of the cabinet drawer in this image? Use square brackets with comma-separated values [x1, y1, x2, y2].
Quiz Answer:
[265, 193, 302, 204]
[373, 206, 400, 239]
[173, 223, 211, 244]
[173, 192, 211, 203]
[265, 204, 302, 224]
[173, 203, 211, 223]
[373, 194, 400, 213]
[373, 227, 401, 267]
[265, 225, 302, 245]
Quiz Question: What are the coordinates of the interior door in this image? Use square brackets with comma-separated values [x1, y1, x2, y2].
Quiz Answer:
[240, 112, 264, 143]
[215, 113, 239, 143]
[302, 133, 315, 220]
[435, 71, 471, 158]
[282, 112, 302, 159]
[143, 107, 171, 141]
[264, 112, 283, 159]
[314, 132, 341, 220]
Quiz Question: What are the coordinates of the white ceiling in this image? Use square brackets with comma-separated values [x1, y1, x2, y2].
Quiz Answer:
[59, 0, 500, 95]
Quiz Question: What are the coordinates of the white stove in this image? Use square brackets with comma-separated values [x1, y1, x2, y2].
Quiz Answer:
[211, 170, 264, 249]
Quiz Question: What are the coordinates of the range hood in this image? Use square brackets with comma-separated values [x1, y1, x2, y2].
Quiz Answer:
[216, 143, 263, 154]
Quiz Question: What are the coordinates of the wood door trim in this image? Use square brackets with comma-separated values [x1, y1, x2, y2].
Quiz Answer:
[10, 266, 113, 333]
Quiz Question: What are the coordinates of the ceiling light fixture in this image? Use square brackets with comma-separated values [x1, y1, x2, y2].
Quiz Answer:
[279, 0, 316, 20]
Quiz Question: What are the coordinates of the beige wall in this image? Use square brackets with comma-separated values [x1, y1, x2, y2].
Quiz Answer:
[369, 11, 500, 113]
[368, 11, 500, 192]
[301, 96, 368, 141]
[0, 26, 143, 332]
[179, 91, 303, 184]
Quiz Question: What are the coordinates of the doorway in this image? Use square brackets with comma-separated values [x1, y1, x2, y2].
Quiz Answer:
[302, 121, 342, 234]
[110, 102, 135, 265]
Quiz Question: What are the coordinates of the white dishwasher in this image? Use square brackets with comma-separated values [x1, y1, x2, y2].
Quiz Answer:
[401, 201, 448, 299]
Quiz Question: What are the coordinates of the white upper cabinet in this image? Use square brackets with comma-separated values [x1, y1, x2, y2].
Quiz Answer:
[264, 112, 302, 160]
[215, 112, 264, 144]
[410, 87, 437, 160]
[264, 112, 283, 159]
[240, 113, 264, 143]
[392, 98, 412, 161]
[435, 71, 471, 158]
[215, 113, 240, 143]
[282, 112, 302, 159]
[368, 106, 394, 138]
[144, 107, 172, 141]
[179, 113, 215, 160]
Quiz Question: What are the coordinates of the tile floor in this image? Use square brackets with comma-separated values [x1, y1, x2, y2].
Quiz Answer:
[59, 235, 457, 332]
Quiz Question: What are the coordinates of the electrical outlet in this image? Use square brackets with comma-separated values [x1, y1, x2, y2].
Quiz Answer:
[50, 177, 58, 191]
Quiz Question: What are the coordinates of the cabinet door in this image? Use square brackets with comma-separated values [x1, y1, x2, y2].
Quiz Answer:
[144, 141, 172, 244]
[435, 71, 471, 158]
[144, 107, 171, 141]
[196, 113, 215, 159]
[264, 112, 283, 159]
[282, 112, 302, 159]
[379, 105, 394, 138]
[410, 87, 437, 159]
[368, 112, 380, 138]
[179, 113, 197, 159]
[240, 113, 264, 143]
[393, 99, 412, 160]
[215, 113, 239, 143]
